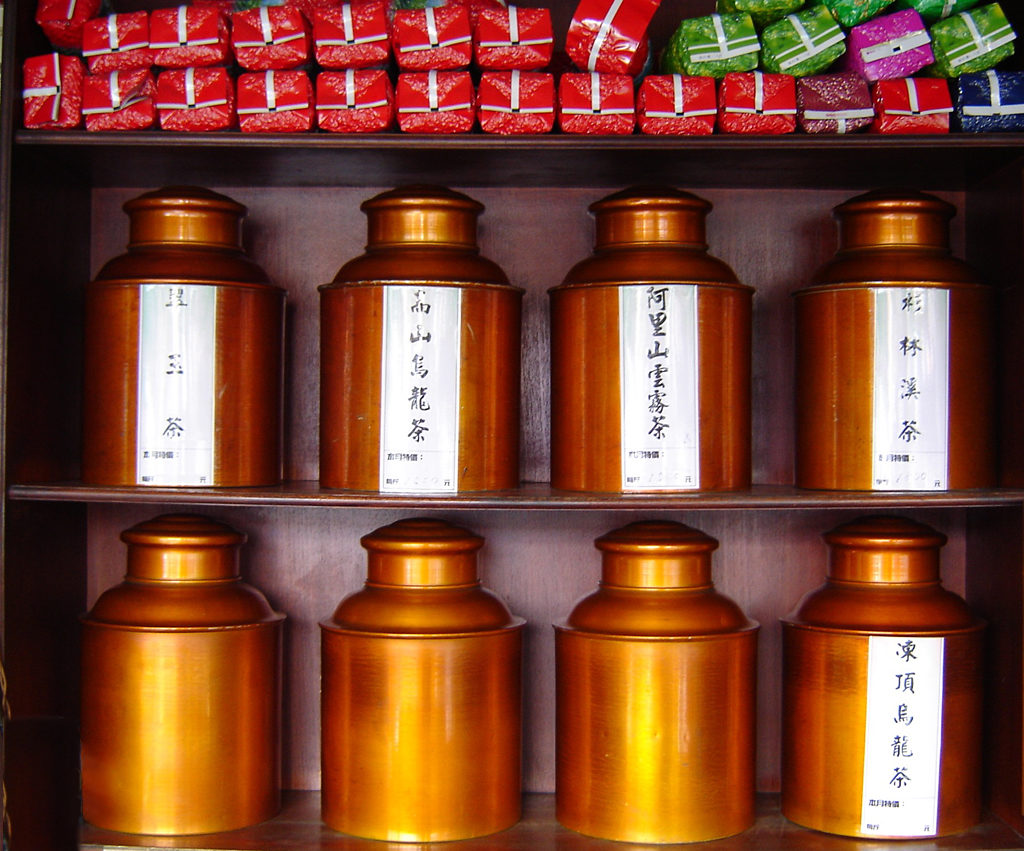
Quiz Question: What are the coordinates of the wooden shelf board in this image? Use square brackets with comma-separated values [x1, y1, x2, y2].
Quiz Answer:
[78, 792, 1024, 850]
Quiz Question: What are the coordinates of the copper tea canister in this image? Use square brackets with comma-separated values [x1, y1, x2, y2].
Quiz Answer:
[549, 187, 752, 493]
[80, 514, 284, 835]
[794, 189, 995, 491]
[320, 186, 522, 493]
[781, 515, 984, 839]
[83, 186, 285, 487]
[320, 518, 524, 841]
[555, 520, 758, 844]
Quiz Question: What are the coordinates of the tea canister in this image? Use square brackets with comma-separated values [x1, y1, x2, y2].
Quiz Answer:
[320, 518, 524, 841]
[794, 189, 995, 491]
[781, 516, 984, 839]
[80, 514, 284, 835]
[549, 187, 752, 493]
[555, 520, 758, 844]
[83, 186, 285, 487]
[320, 186, 522, 493]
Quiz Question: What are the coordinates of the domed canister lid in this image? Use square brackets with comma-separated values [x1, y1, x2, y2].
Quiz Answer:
[124, 186, 247, 250]
[825, 515, 947, 585]
[596, 520, 718, 589]
[362, 517, 484, 587]
[834, 189, 954, 252]
[122, 513, 245, 582]
[362, 185, 483, 248]
[590, 186, 712, 249]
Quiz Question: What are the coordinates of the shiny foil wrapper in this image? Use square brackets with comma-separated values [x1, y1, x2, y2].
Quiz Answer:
[317, 68, 395, 132]
[396, 70, 475, 133]
[22, 52, 83, 129]
[759, 5, 846, 77]
[928, 2, 1016, 77]
[718, 70, 796, 134]
[871, 77, 952, 134]
[313, 0, 392, 69]
[150, 6, 232, 68]
[564, 0, 657, 74]
[35, 0, 101, 49]
[474, 5, 554, 70]
[842, 8, 934, 81]
[477, 70, 555, 134]
[637, 73, 717, 134]
[82, 12, 154, 75]
[716, 0, 804, 29]
[393, 6, 474, 70]
[661, 12, 760, 77]
[822, 0, 900, 27]
[156, 67, 236, 131]
[232, 6, 312, 71]
[557, 71, 635, 135]
[237, 70, 314, 133]
[797, 72, 874, 134]
[83, 69, 157, 132]
[955, 69, 1024, 132]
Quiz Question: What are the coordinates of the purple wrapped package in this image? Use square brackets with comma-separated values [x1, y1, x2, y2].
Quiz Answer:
[842, 8, 933, 81]
[797, 71, 874, 133]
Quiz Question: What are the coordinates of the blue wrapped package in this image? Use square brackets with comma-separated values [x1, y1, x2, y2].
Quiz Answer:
[955, 69, 1024, 131]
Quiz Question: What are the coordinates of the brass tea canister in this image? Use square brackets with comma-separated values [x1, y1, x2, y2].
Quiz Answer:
[320, 186, 522, 493]
[320, 518, 525, 841]
[781, 515, 984, 839]
[83, 186, 285, 487]
[549, 187, 752, 493]
[80, 514, 284, 835]
[794, 189, 995, 491]
[555, 520, 758, 844]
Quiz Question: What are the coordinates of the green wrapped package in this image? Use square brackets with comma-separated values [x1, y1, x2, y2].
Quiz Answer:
[822, 0, 897, 26]
[928, 2, 1016, 76]
[893, 0, 981, 25]
[716, 0, 806, 29]
[761, 6, 846, 75]
[662, 12, 760, 77]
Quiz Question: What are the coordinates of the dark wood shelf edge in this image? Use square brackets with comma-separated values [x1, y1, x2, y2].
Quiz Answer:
[9, 481, 1024, 510]
[78, 791, 1024, 851]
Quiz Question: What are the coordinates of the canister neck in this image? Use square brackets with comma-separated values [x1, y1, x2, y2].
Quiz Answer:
[834, 189, 953, 252]
[363, 185, 482, 249]
[825, 516, 946, 586]
[125, 186, 246, 250]
[597, 521, 717, 590]
[592, 186, 710, 250]
[122, 514, 243, 582]
[362, 518, 483, 587]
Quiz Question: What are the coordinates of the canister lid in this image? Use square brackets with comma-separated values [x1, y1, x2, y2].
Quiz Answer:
[124, 186, 246, 250]
[362, 518, 483, 587]
[596, 520, 717, 589]
[362, 185, 482, 249]
[122, 513, 244, 582]
[825, 515, 946, 585]
[590, 186, 711, 249]
[834, 189, 953, 251]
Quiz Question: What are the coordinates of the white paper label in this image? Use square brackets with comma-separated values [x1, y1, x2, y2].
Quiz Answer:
[136, 284, 216, 485]
[860, 635, 944, 837]
[619, 284, 699, 490]
[871, 288, 949, 490]
[380, 285, 461, 493]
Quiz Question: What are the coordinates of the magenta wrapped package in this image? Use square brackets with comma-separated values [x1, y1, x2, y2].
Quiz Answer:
[842, 8, 934, 82]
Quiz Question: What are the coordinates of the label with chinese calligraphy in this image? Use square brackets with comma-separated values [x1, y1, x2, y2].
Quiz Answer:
[618, 284, 699, 491]
[860, 635, 944, 837]
[379, 285, 461, 493]
[136, 284, 217, 485]
[871, 288, 950, 490]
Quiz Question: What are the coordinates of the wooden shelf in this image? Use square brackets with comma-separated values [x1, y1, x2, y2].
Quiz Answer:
[77, 792, 1024, 850]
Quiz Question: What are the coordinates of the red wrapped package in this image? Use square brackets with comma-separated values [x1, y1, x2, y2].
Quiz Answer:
[393, 6, 473, 70]
[396, 70, 475, 133]
[797, 72, 874, 135]
[478, 70, 555, 134]
[313, 0, 391, 69]
[718, 71, 796, 135]
[558, 71, 635, 134]
[83, 12, 153, 75]
[474, 5, 553, 70]
[156, 67, 236, 130]
[192, 0, 236, 15]
[286, 0, 342, 26]
[22, 53, 83, 129]
[150, 6, 231, 69]
[564, 0, 657, 74]
[446, 0, 508, 27]
[35, 0, 101, 50]
[237, 70, 314, 132]
[871, 77, 953, 134]
[232, 6, 312, 70]
[637, 73, 716, 135]
[83, 69, 157, 131]
[316, 68, 394, 131]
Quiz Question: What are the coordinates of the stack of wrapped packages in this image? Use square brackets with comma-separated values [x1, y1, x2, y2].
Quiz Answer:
[20, 0, 1022, 134]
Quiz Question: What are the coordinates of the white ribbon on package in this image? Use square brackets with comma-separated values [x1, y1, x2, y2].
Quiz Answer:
[945, 9, 1015, 68]
[688, 13, 760, 62]
[962, 69, 1024, 116]
[156, 67, 229, 110]
[775, 13, 845, 70]
[22, 53, 63, 123]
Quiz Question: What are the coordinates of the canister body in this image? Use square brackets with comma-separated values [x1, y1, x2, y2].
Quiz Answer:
[555, 521, 758, 843]
[550, 187, 751, 492]
[320, 187, 522, 492]
[320, 518, 524, 841]
[781, 516, 984, 839]
[80, 514, 284, 835]
[83, 187, 285, 487]
[794, 190, 995, 490]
